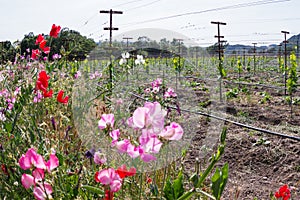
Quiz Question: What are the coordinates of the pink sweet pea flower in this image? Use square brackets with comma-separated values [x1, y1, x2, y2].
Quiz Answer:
[94, 151, 107, 165]
[19, 148, 46, 170]
[151, 78, 162, 88]
[46, 154, 59, 173]
[115, 139, 130, 153]
[131, 102, 166, 133]
[126, 143, 140, 158]
[132, 107, 149, 129]
[109, 129, 120, 146]
[95, 168, 122, 192]
[140, 135, 162, 154]
[138, 147, 157, 162]
[159, 122, 183, 140]
[138, 133, 162, 162]
[98, 114, 114, 130]
[21, 174, 35, 189]
[32, 168, 45, 181]
[164, 88, 177, 98]
[33, 182, 53, 200]
[144, 102, 166, 132]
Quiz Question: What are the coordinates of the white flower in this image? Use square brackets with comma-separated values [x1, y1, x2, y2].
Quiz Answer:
[122, 52, 130, 59]
[119, 52, 130, 65]
[135, 55, 145, 65]
[0, 111, 6, 122]
[119, 58, 127, 65]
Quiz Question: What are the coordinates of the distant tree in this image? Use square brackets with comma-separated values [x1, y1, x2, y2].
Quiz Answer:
[19, 28, 97, 61]
[206, 43, 219, 56]
[0, 41, 17, 64]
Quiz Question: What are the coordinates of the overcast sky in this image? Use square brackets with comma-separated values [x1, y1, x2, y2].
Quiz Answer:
[1, 0, 299, 46]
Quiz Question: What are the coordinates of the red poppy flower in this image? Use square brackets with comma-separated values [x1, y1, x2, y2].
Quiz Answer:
[35, 34, 45, 45]
[43, 89, 53, 98]
[116, 164, 136, 179]
[1, 164, 8, 175]
[50, 24, 61, 38]
[57, 90, 69, 104]
[146, 176, 152, 184]
[31, 49, 41, 60]
[43, 46, 51, 54]
[275, 184, 291, 200]
[36, 70, 50, 91]
[39, 40, 47, 50]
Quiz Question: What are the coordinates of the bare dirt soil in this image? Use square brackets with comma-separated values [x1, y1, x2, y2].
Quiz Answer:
[184, 76, 300, 199]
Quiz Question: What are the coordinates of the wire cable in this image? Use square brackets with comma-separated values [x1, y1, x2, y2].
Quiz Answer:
[117, 0, 291, 27]
[129, 92, 300, 142]
[124, 0, 162, 12]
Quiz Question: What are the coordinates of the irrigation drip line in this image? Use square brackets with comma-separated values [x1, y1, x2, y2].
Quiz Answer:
[185, 76, 300, 92]
[129, 92, 300, 142]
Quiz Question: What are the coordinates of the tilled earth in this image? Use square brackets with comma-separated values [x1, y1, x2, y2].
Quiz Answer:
[183, 77, 300, 199]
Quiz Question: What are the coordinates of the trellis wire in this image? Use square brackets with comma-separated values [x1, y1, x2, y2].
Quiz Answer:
[129, 92, 300, 142]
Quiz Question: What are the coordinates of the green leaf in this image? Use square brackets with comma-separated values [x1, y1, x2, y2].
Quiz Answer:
[173, 171, 184, 199]
[56, 153, 64, 166]
[211, 163, 229, 200]
[81, 185, 104, 195]
[163, 171, 184, 200]
[4, 122, 12, 132]
[220, 127, 227, 144]
[150, 183, 159, 196]
[189, 173, 199, 187]
[164, 178, 175, 200]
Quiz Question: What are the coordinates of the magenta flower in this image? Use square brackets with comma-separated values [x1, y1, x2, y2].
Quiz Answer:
[137, 131, 162, 162]
[115, 139, 131, 153]
[140, 134, 162, 154]
[98, 114, 114, 130]
[94, 151, 107, 165]
[32, 168, 45, 182]
[21, 174, 35, 189]
[19, 148, 59, 200]
[151, 78, 162, 88]
[144, 88, 151, 94]
[132, 107, 149, 129]
[152, 87, 160, 94]
[95, 168, 122, 192]
[109, 129, 120, 146]
[33, 91, 43, 103]
[144, 102, 166, 132]
[132, 102, 166, 133]
[19, 148, 46, 170]
[159, 122, 183, 140]
[45, 154, 59, 173]
[33, 182, 53, 200]
[164, 88, 177, 98]
[74, 71, 81, 79]
[126, 143, 140, 158]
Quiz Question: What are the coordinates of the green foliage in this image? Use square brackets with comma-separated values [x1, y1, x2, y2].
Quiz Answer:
[18, 28, 97, 62]
[0, 41, 17, 64]
[259, 92, 271, 104]
[226, 88, 239, 99]
[287, 51, 298, 95]
[237, 56, 242, 74]
[163, 171, 184, 200]
[218, 57, 226, 78]
[211, 163, 229, 200]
